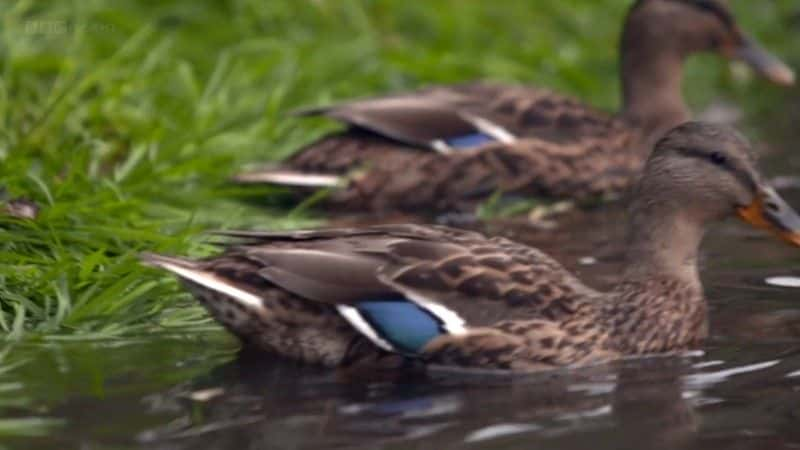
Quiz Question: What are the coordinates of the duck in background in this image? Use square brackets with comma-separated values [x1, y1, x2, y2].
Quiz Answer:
[235, 0, 794, 213]
[146, 123, 800, 372]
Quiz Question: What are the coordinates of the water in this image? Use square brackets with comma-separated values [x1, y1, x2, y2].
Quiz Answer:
[5, 189, 800, 450]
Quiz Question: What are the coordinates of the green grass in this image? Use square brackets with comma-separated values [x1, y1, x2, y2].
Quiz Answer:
[0, 0, 797, 337]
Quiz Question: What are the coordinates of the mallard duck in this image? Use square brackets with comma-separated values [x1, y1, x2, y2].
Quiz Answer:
[145, 122, 800, 372]
[234, 0, 794, 213]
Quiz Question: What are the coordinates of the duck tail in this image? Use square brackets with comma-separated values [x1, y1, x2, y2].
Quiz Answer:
[140, 252, 268, 314]
[231, 167, 343, 188]
[140, 252, 196, 270]
[140, 252, 361, 367]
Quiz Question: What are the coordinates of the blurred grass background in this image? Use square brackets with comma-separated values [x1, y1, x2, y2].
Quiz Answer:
[0, 0, 797, 338]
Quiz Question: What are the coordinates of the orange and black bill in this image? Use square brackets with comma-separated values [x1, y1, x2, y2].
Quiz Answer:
[734, 37, 795, 86]
[738, 188, 800, 246]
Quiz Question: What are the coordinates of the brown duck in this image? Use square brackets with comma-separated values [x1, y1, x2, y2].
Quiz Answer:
[146, 122, 800, 372]
[235, 0, 794, 213]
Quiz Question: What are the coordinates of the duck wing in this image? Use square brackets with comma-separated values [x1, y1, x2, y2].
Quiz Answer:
[233, 83, 639, 207]
[293, 86, 516, 153]
[293, 82, 626, 151]
[437, 83, 628, 142]
[216, 224, 593, 327]
[150, 224, 595, 358]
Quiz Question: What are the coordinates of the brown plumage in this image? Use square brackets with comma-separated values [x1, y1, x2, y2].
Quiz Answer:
[148, 123, 800, 372]
[235, 0, 794, 212]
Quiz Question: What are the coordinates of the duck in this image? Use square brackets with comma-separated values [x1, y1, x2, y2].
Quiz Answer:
[145, 122, 800, 372]
[233, 0, 795, 213]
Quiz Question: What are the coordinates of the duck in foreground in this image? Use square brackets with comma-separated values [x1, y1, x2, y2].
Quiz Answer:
[146, 123, 800, 372]
[235, 0, 794, 213]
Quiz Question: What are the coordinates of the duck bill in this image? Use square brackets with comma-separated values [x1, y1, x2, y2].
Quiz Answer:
[737, 188, 800, 246]
[733, 37, 795, 86]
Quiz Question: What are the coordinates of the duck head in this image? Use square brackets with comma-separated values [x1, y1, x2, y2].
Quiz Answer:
[622, 122, 800, 285]
[636, 122, 800, 246]
[625, 0, 794, 85]
[621, 1, 794, 136]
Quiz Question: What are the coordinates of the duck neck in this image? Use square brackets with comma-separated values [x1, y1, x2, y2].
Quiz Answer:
[621, 198, 704, 289]
[620, 44, 691, 143]
[605, 198, 709, 353]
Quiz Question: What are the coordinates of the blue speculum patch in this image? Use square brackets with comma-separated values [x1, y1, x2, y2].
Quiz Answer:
[444, 132, 495, 149]
[356, 300, 443, 354]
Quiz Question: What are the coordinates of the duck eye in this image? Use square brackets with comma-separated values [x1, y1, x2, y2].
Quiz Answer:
[710, 152, 727, 166]
[766, 201, 780, 213]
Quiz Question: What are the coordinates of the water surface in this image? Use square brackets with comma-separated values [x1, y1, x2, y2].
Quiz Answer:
[5, 187, 800, 450]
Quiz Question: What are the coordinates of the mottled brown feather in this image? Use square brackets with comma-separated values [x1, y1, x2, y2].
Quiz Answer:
[267, 84, 643, 212]
[146, 223, 707, 370]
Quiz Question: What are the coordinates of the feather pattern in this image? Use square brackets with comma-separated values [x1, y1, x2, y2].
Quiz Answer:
[349, 300, 450, 354]
[142, 223, 702, 371]
[237, 85, 642, 212]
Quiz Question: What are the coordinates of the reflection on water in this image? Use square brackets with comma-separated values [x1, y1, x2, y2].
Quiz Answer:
[6, 192, 800, 450]
[12, 339, 800, 449]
